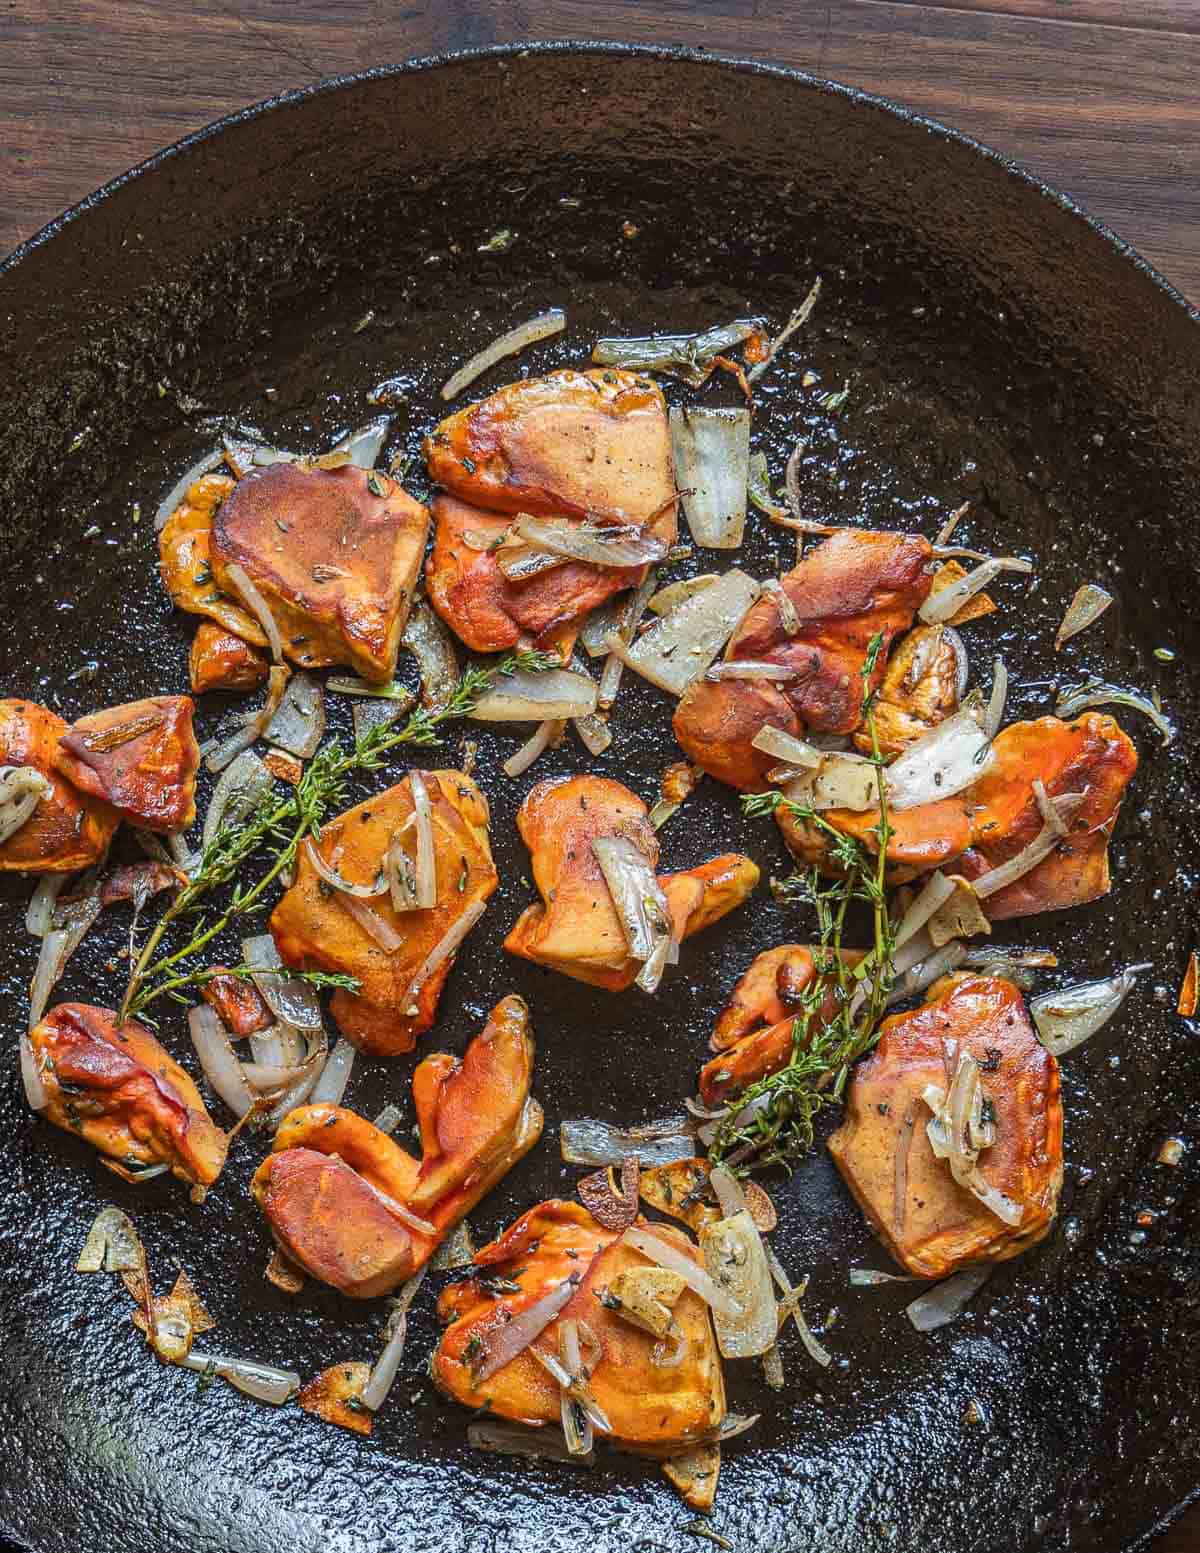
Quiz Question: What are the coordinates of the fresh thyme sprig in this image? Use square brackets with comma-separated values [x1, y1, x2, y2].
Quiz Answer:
[710, 633, 895, 1173]
[150, 961, 360, 1010]
[120, 656, 514, 1021]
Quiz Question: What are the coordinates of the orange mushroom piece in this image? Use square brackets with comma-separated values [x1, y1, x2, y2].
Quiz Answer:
[251, 994, 542, 1297]
[421, 367, 675, 653]
[0, 699, 118, 873]
[200, 967, 273, 1038]
[828, 974, 1064, 1278]
[503, 774, 758, 991]
[778, 712, 1137, 918]
[433, 1200, 726, 1463]
[850, 622, 965, 758]
[54, 695, 200, 833]
[698, 944, 858, 1107]
[28, 1003, 229, 1189]
[209, 462, 430, 683]
[158, 473, 265, 645]
[188, 621, 269, 694]
[270, 768, 498, 1056]
[673, 528, 934, 790]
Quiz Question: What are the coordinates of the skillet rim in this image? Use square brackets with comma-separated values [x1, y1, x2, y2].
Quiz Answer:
[0, 35, 1197, 1553]
[1, 36, 1198, 339]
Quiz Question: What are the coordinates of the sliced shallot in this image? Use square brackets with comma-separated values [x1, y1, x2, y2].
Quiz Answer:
[309, 1037, 356, 1106]
[473, 1276, 581, 1382]
[180, 1349, 300, 1405]
[560, 1115, 695, 1168]
[223, 562, 283, 663]
[441, 309, 566, 401]
[919, 555, 1033, 625]
[624, 1226, 741, 1319]
[1055, 583, 1113, 650]
[1030, 963, 1152, 1056]
[188, 1004, 257, 1118]
[602, 569, 761, 697]
[905, 1267, 993, 1332]
[669, 405, 750, 550]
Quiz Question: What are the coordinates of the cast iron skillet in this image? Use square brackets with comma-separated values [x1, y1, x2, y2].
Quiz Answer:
[0, 42, 1197, 1553]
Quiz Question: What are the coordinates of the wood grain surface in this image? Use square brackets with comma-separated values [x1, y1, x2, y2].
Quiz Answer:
[0, 4, 1197, 1551]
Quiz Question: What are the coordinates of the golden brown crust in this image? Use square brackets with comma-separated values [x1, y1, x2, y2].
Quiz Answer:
[29, 1003, 229, 1187]
[158, 474, 267, 643]
[423, 368, 675, 523]
[209, 463, 429, 682]
[0, 699, 118, 873]
[54, 695, 200, 833]
[269, 770, 497, 1055]
[673, 529, 934, 790]
[199, 968, 273, 1037]
[851, 623, 963, 757]
[432, 1200, 726, 1453]
[502, 774, 758, 991]
[188, 622, 269, 694]
[828, 975, 1064, 1278]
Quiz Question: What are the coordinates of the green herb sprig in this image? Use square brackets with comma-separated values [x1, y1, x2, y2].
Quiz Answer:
[709, 633, 895, 1173]
[120, 656, 520, 1021]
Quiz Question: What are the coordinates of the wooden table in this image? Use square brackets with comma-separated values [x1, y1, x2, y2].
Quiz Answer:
[1, 4, 1197, 1550]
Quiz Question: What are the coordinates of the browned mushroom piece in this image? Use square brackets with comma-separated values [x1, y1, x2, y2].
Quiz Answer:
[503, 774, 758, 991]
[209, 462, 430, 683]
[54, 695, 200, 833]
[28, 1003, 229, 1188]
[778, 712, 1138, 918]
[828, 974, 1064, 1278]
[252, 995, 542, 1297]
[0, 699, 118, 872]
[269, 769, 497, 1056]
[673, 528, 934, 790]
[188, 621, 270, 694]
[421, 367, 675, 652]
[433, 1200, 726, 1463]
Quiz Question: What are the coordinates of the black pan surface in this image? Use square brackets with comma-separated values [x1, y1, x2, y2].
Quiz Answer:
[0, 43, 1197, 1553]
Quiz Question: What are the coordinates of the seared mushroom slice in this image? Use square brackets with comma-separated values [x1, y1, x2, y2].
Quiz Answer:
[0, 699, 118, 873]
[55, 695, 200, 833]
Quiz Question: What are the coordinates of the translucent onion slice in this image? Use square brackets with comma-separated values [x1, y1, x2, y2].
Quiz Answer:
[474, 1276, 581, 1382]
[264, 672, 325, 758]
[468, 1418, 594, 1466]
[591, 835, 673, 992]
[981, 656, 1008, 739]
[905, 1267, 993, 1332]
[593, 318, 760, 386]
[408, 772, 438, 910]
[202, 750, 274, 857]
[1031, 963, 1152, 1056]
[25, 872, 68, 938]
[327, 676, 416, 703]
[624, 1227, 741, 1319]
[1055, 583, 1113, 650]
[648, 575, 720, 616]
[241, 933, 324, 1030]
[892, 871, 956, 950]
[849, 1268, 922, 1287]
[441, 309, 566, 401]
[264, 1029, 328, 1129]
[188, 1004, 257, 1118]
[560, 1115, 696, 1168]
[971, 788, 1086, 899]
[503, 718, 564, 778]
[884, 711, 994, 811]
[471, 668, 597, 723]
[29, 875, 103, 1029]
[304, 838, 387, 900]
[603, 569, 761, 696]
[337, 892, 405, 953]
[572, 711, 612, 758]
[1055, 677, 1174, 747]
[807, 751, 880, 812]
[352, 1170, 435, 1236]
[598, 569, 659, 711]
[705, 660, 796, 683]
[669, 406, 750, 550]
[494, 538, 566, 582]
[309, 1037, 356, 1106]
[240, 1062, 308, 1094]
[402, 602, 460, 714]
[180, 1349, 300, 1405]
[20, 1030, 47, 1111]
[373, 1103, 405, 1137]
[699, 1210, 776, 1358]
[926, 876, 991, 948]
[511, 513, 669, 570]
[580, 596, 629, 658]
[398, 899, 486, 1012]
[333, 416, 390, 470]
[764, 1243, 831, 1368]
[0, 767, 51, 845]
[919, 555, 1033, 625]
[205, 664, 291, 774]
[223, 562, 283, 663]
[154, 448, 224, 532]
[885, 939, 968, 1007]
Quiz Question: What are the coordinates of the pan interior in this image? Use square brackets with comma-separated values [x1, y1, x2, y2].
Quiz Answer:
[0, 46, 1197, 1553]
